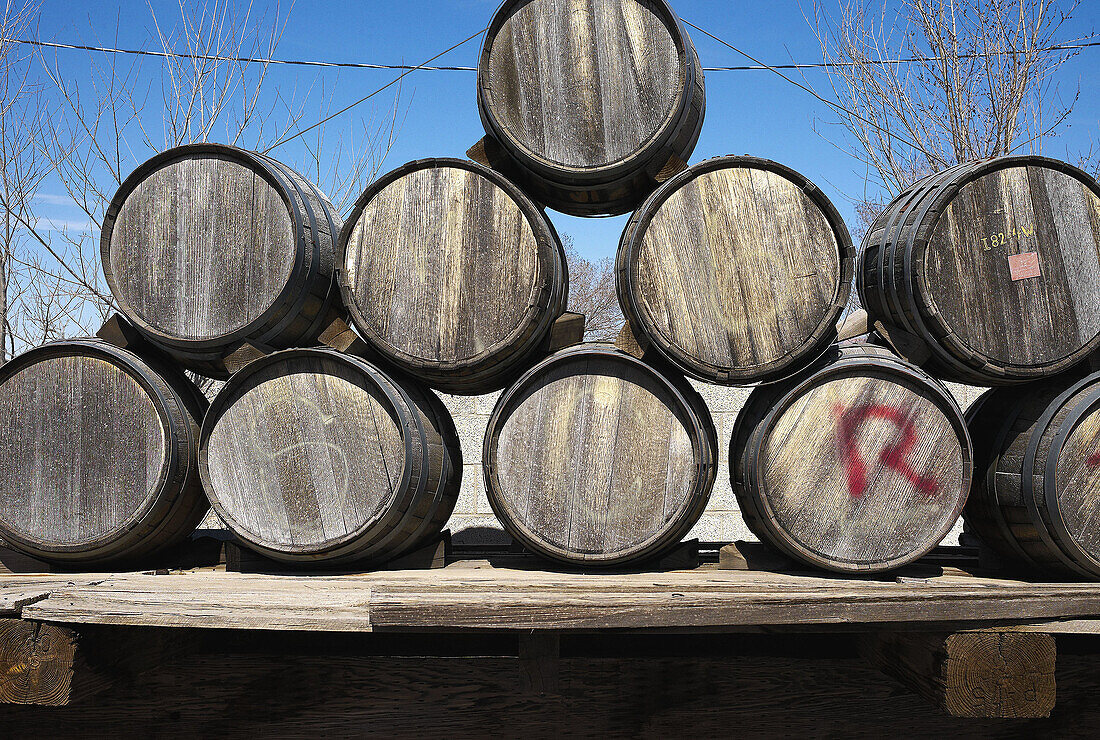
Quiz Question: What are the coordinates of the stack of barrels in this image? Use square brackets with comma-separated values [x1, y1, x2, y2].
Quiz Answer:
[3, 0, 1100, 578]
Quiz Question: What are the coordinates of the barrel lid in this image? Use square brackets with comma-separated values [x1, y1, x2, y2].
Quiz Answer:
[741, 346, 971, 572]
[338, 158, 565, 384]
[618, 155, 854, 385]
[0, 340, 177, 555]
[916, 155, 1100, 376]
[199, 348, 418, 557]
[101, 144, 303, 350]
[484, 344, 716, 565]
[478, 0, 695, 176]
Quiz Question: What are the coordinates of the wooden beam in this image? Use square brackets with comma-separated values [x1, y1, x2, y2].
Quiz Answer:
[836, 309, 869, 341]
[862, 631, 1056, 719]
[546, 312, 586, 352]
[518, 632, 560, 695]
[0, 620, 78, 706]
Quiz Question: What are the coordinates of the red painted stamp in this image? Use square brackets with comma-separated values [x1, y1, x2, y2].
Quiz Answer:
[833, 403, 941, 499]
[1008, 252, 1041, 282]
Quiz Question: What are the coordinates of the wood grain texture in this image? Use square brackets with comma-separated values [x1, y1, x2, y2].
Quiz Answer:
[732, 344, 971, 573]
[484, 0, 680, 170]
[863, 631, 1057, 719]
[102, 144, 343, 378]
[108, 154, 295, 341]
[0, 341, 207, 564]
[859, 156, 1100, 385]
[7, 632, 1100, 739]
[0, 620, 76, 706]
[619, 157, 852, 384]
[484, 346, 716, 565]
[200, 349, 461, 565]
[340, 159, 566, 394]
[15, 568, 1100, 632]
[964, 370, 1100, 579]
[476, 0, 705, 216]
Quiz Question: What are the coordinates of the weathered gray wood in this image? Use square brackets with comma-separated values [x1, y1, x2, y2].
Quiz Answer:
[485, 0, 679, 169]
[860, 156, 1100, 385]
[339, 158, 567, 394]
[17, 569, 1100, 632]
[484, 346, 717, 566]
[965, 370, 1100, 579]
[732, 343, 972, 574]
[199, 349, 461, 565]
[101, 144, 343, 378]
[0, 341, 208, 564]
[618, 156, 854, 384]
[863, 631, 1056, 719]
[477, 0, 705, 216]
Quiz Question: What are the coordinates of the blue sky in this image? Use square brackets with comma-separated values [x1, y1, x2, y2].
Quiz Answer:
[31, 0, 1100, 260]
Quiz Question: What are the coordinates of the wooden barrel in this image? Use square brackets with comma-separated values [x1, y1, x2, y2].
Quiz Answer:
[0, 340, 208, 564]
[476, 0, 705, 216]
[730, 343, 972, 574]
[483, 345, 717, 566]
[617, 156, 855, 385]
[198, 348, 461, 565]
[858, 155, 1100, 385]
[338, 158, 568, 395]
[964, 370, 1100, 579]
[101, 143, 344, 378]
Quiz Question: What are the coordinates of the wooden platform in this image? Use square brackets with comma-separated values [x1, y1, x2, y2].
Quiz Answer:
[4, 557, 1100, 734]
[4, 561, 1100, 633]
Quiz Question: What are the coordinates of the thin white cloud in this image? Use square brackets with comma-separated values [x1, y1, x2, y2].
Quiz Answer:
[33, 193, 80, 207]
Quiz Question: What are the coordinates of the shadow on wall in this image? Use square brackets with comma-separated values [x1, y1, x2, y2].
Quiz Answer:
[451, 526, 513, 546]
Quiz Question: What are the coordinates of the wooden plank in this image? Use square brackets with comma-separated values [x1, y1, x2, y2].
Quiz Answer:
[14, 570, 1100, 633]
[518, 632, 560, 695]
[863, 631, 1056, 719]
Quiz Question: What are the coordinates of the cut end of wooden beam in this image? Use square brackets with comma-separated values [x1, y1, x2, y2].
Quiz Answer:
[837, 309, 869, 341]
[0, 620, 77, 706]
[466, 137, 492, 168]
[222, 343, 272, 375]
[547, 312, 586, 352]
[872, 321, 932, 366]
[942, 632, 1056, 719]
[864, 630, 1056, 719]
[316, 314, 370, 356]
[614, 322, 649, 360]
[654, 154, 688, 183]
[95, 313, 146, 352]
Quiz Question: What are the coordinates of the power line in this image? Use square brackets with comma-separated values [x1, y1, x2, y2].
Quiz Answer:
[679, 18, 946, 164]
[6, 36, 1099, 74]
[264, 25, 488, 152]
[3, 37, 479, 71]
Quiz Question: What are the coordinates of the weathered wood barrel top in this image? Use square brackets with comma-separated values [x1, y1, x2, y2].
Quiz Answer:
[484, 345, 717, 566]
[477, 0, 705, 215]
[965, 371, 1100, 579]
[101, 144, 343, 378]
[199, 349, 461, 565]
[859, 155, 1100, 385]
[731, 344, 972, 574]
[339, 158, 567, 394]
[617, 156, 855, 385]
[0, 340, 208, 564]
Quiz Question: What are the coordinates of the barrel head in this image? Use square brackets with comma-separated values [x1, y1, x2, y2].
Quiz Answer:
[104, 151, 297, 342]
[340, 159, 564, 391]
[620, 157, 852, 384]
[482, 0, 683, 171]
[202, 354, 408, 556]
[925, 162, 1100, 370]
[486, 348, 715, 565]
[745, 362, 970, 572]
[1053, 402, 1100, 569]
[0, 350, 168, 552]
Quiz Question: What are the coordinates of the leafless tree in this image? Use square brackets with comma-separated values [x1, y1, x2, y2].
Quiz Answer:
[562, 234, 624, 342]
[0, 0, 402, 358]
[810, 0, 1088, 236]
